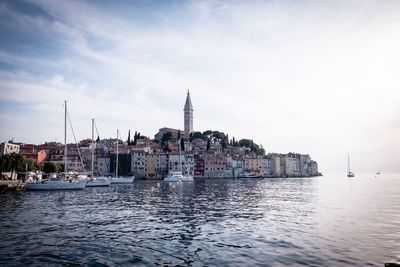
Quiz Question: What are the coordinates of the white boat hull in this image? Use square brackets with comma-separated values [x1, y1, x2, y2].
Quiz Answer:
[24, 180, 87, 190]
[111, 177, 135, 184]
[164, 172, 194, 182]
[86, 177, 112, 187]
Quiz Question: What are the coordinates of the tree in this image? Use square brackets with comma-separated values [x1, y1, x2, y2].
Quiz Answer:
[206, 138, 211, 150]
[238, 139, 252, 148]
[190, 131, 205, 141]
[232, 136, 236, 147]
[42, 162, 59, 174]
[257, 144, 266, 156]
[133, 131, 138, 146]
[212, 131, 223, 141]
[26, 159, 39, 172]
[127, 129, 131, 145]
[0, 153, 26, 178]
[180, 137, 185, 151]
[163, 144, 171, 152]
[203, 130, 213, 138]
[161, 131, 173, 144]
[177, 130, 181, 141]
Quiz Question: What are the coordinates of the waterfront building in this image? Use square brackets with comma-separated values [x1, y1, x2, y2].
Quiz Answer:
[184, 90, 193, 139]
[308, 161, 318, 175]
[185, 154, 195, 176]
[227, 157, 244, 178]
[244, 157, 264, 175]
[18, 143, 38, 162]
[156, 153, 169, 177]
[300, 154, 312, 176]
[271, 155, 281, 176]
[66, 157, 85, 173]
[203, 153, 227, 177]
[280, 155, 300, 176]
[168, 153, 194, 175]
[95, 157, 111, 175]
[145, 153, 158, 178]
[263, 157, 272, 176]
[131, 151, 146, 177]
[37, 150, 47, 164]
[194, 157, 204, 177]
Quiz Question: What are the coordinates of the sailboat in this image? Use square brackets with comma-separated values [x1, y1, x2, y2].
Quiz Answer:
[164, 138, 193, 182]
[85, 119, 112, 187]
[110, 129, 135, 184]
[24, 101, 87, 190]
[347, 154, 355, 178]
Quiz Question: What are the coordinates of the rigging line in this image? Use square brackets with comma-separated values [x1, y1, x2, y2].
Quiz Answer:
[117, 130, 121, 176]
[67, 111, 87, 175]
[94, 121, 100, 140]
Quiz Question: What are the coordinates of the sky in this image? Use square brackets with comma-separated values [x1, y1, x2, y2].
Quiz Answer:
[0, 0, 399, 173]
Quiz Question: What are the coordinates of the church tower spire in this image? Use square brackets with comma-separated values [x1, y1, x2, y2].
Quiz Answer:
[184, 90, 193, 139]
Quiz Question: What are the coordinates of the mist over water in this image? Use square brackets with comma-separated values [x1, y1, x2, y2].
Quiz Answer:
[1, 174, 399, 266]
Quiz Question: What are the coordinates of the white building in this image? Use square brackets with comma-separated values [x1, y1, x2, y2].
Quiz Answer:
[0, 142, 20, 156]
[131, 151, 146, 177]
[271, 155, 281, 176]
[95, 157, 111, 175]
[168, 153, 194, 176]
[300, 155, 311, 176]
[263, 157, 272, 176]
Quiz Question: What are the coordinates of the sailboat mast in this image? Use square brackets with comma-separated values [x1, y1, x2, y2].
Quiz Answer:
[64, 100, 67, 176]
[91, 118, 94, 177]
[179, 137, 183, 174]
[347, 154, 350, 173]
[116, 129, 119, 178]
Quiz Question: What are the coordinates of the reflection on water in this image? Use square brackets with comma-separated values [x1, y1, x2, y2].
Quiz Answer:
[0, 174, 399, 266]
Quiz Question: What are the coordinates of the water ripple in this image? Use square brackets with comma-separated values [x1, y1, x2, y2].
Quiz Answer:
[0, 175, 399, 266]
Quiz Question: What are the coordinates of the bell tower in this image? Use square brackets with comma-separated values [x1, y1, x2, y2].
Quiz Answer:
[184, 90, 193, 139]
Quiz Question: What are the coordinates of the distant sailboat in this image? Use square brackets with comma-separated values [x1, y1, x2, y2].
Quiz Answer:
[164, 137, 193, 182]
[347, 154, 355, 178]
[110, 129, 135, 184]
[85, 119, 112, 187]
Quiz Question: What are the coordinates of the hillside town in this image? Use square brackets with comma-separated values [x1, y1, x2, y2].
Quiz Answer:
[0, 91, 320, 180]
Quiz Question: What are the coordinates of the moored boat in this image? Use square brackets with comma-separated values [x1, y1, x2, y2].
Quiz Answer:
[164, 171, 193, 182]
[86, 177, 112, 187]
[24, 101, 87, 191]
[111, 129, 135, 184]
[24, 179, 87, 190]
[86, 119, 112, 187]
[240, 172, 261, 178]
[111, 177, 135, 184]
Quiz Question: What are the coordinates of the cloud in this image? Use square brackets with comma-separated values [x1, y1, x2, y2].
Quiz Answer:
[1, 0, 400, 171]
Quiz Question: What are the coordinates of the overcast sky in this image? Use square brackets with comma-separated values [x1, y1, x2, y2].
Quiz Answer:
[0, 0, 399, 173]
